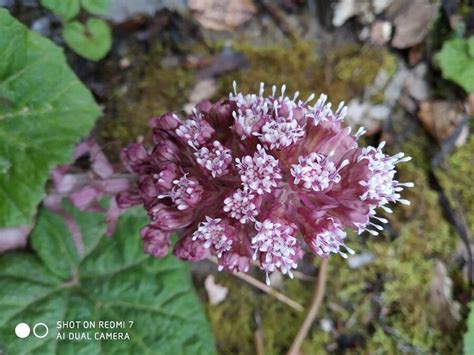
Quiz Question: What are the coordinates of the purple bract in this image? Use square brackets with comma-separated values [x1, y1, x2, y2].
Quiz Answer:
[118, 82, 413, 284]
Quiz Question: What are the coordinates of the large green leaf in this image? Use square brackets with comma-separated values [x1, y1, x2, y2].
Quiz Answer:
[0, 10, 100, 228]
[437, 36, 474, 93]
[0, 205, 216, 354]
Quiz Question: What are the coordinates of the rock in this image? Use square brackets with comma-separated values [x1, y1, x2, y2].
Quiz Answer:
[346, 99, 390, 135]
[205, 274, 229, 305]
[333, 0, 393, 27]
[404, 63, 430, 101]
[105, 0, 188, 23]
[370, 20, 393, 45]
[347, 253, 375, 269]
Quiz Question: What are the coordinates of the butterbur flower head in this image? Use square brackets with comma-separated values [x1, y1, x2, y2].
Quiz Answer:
[118, 82, 412, 283]
[306, 217, 354, 259]
[252, 219, 303, 284]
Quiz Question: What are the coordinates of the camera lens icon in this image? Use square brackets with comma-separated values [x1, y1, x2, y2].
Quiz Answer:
[14, 323, 30, 338]
[15, 322, 49, 339]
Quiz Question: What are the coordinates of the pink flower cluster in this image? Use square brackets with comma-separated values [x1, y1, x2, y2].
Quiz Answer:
[118, 83, 412, 284]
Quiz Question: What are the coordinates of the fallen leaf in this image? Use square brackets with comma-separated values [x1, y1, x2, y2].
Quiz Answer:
[197, 48, 248, 79]
[430, 260, 462, 331]
[418, 100, 466, 143]
[333, 0, 392, 27]
[385, 0, 440, 49]
[205, 274, 229, 305]
[188, 0, 256, 31]
[408, 43, 424, 66]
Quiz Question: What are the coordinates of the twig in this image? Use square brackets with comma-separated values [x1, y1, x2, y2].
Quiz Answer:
[234, 271, 304, 312]
[292, 270, 316, 282]
[258, 0, 298, 41]
[287, 258, 329, 355]
[208, 258, 304, 312]
[428, 170, 473, 287]
[254, 312, 265, 355]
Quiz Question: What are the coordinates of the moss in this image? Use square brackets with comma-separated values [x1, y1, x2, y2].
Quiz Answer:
[206, 273, 315, 354]
[215, 41, 396, 104]
[437, 137, 474, 233]
[334, 45, 397, 88]
[96, 44, 195, 154]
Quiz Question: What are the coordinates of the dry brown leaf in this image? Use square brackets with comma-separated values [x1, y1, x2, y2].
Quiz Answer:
[430, 260, 461, 331]
[188, 0, 257, 31]
[408, 43, 424, 66]
[418, 100, 465, 143]
[386, 0, 440, 49]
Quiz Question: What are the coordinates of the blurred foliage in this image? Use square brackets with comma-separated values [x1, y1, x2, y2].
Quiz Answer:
[40, 0, 112, 61]
[63, 18, 112, 61]
[41, 0, 80, 20]
[81, 0, 112, 16]
[437, 36, 474, 93]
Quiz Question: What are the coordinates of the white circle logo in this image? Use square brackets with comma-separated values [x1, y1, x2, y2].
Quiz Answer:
[33, 323, 49, 339]
[15, 323, 31, 338]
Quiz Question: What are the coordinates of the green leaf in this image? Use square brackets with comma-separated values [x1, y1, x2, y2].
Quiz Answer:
[40, 0, 80, 20]
[63, 18, 112, 61]
[0, 10, 100, 228]
[437, 36, 474, 93]
[468, 37, 474, 59]
[0, 206, 216, 354]
[81, 0, 112, 16]
[465, 302, 474, 355]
